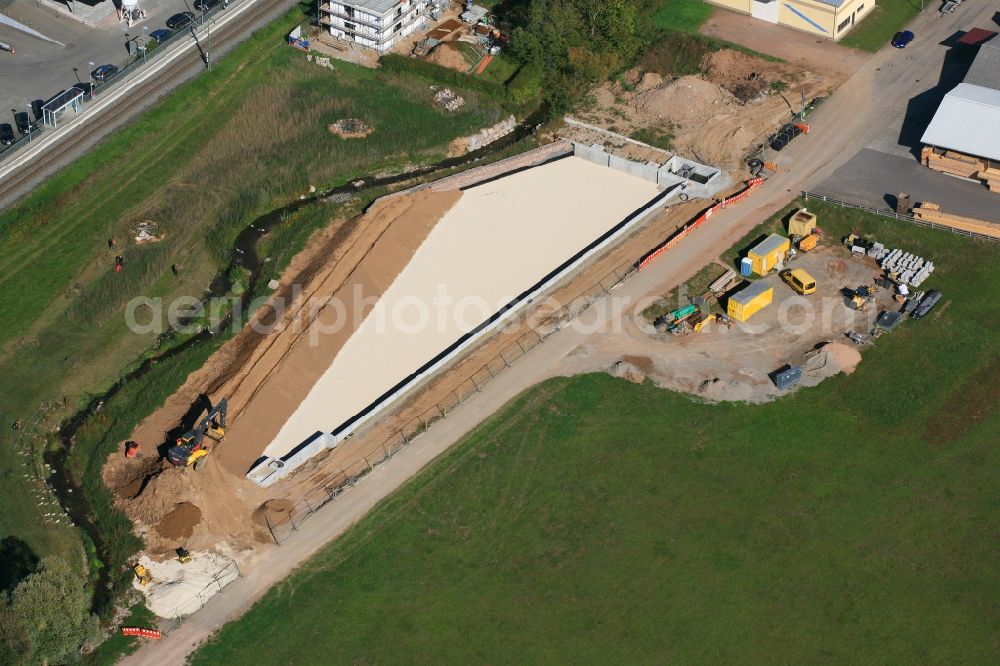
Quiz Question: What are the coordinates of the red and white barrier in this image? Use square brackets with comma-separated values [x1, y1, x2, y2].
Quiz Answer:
[121, 627, 162, 640]
[638, 177, 765, 271]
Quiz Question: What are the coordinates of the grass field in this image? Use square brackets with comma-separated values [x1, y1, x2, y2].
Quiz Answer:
[651, 0, 714, 32]
[840, 0, 922, 52]
[0, 3, 509, 606]
[192, 201, 1000, 663]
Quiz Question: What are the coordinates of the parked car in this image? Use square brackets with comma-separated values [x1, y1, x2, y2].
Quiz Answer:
[891, 30, 915, 48]
[13, 111, 31, 134]
[166, 11, 194, 29]
[149, 28, 173, 43]
[91, 64, 119, 82]
[30, 99, 44, 121]
[72, 82, 96, 97]
[0, 124, 15, 146]
[193, 0, 224, 10]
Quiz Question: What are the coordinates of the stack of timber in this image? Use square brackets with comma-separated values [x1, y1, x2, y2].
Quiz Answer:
[921, 147, 1000, 191]
[911, 202, 1000, 239]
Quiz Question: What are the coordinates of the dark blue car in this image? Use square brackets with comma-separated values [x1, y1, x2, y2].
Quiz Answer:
[891, 30, 915, 48]
[149, 29, 173, 44]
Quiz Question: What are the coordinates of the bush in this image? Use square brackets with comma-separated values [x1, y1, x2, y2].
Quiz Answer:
[639, 30, 714, 77]
[506, 63, 542, 105]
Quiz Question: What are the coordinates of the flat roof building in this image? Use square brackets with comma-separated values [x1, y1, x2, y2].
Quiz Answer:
[703, 0, 874, 40]
[318, 0, 427, 52]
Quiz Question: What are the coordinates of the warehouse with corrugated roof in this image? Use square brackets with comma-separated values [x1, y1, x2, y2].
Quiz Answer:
[920, 41, 1000, 192]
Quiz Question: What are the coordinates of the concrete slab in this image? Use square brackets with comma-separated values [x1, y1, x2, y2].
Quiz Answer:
[813, 147, 1000, 223]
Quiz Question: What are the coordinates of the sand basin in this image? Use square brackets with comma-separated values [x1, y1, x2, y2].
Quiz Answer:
[263, 156, 661, 459]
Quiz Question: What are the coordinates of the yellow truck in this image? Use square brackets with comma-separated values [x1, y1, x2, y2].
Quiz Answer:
[781, 269, 817, 295]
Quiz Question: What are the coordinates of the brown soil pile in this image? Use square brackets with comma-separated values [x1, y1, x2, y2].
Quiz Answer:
[702, 50, 772, 103]
[632, 75, 739, 126]
[218, 188, 463, 477]
[328, 118, 374, 139]
[105, 454, 195, 527]
[156, 502, 202, 540]
[566, 49, 835, 170]
[427, 42, 468, 72]
[822, 342, 862, 374]
[251, 498, 294, 528]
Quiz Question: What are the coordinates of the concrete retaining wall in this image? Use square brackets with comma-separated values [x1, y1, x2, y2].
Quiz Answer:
[573, 142, 611, 167]
[608, 154, 659, 183]
[246, 148, 674, 487]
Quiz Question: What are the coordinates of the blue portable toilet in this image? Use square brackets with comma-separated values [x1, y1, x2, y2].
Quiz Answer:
[740, 257, 753, 277]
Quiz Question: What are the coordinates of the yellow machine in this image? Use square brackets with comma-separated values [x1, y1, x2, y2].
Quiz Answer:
[132, 563, 151, 586]
[693, 314, 716, 332]
[781, 268, 817, 295]
[167, 398, 227, 470]
[176, 547, 192, 564]
[798, 233, 819, 252]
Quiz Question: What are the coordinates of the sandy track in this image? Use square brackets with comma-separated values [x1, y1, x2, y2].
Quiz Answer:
[118, 3, 998, 659]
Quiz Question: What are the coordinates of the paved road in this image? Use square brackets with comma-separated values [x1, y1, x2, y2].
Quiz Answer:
[0, 0, 187, 120]
[123, 5, 1000, 665]
[813, 38, 1000, 222]
[0, 0, 300, 207]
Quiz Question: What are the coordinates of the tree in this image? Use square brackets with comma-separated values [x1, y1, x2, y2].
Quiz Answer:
[0, 556, 99, 665]
[508, 0, 643, 112]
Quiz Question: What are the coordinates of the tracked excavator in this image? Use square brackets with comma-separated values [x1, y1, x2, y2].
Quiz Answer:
[166, 398, 227, 470]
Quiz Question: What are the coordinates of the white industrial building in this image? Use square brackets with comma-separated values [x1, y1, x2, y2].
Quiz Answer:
[318, 0, 428, 52]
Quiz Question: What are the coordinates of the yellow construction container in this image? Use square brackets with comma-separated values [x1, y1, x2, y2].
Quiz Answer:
[789, 208, 817, 237]
[727, 281, 773, 322]
[747, 233, 791, 276]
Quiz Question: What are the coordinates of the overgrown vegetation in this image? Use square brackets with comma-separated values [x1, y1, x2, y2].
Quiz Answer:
[191, 201, 1000, 663]
[630, 125, 675, 151]
[0, 557, 99, 665]
[0, 1, 514, 650]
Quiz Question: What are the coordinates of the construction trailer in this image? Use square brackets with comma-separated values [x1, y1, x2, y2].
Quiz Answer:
[727, 281, 773, 322]
[318, 0, 428, 52]
[788, 208, 817, 237]
[746, 233, 791, 276]
[704, 0, 875, 41]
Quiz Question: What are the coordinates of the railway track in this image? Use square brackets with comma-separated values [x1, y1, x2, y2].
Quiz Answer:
[0, 0, 300, 208]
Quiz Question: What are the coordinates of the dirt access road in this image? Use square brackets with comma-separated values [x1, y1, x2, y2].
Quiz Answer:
[120, 6, 990, 663]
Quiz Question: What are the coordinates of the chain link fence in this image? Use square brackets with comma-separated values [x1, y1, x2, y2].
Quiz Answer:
[0, 3, 231, 165]
[801, 191, 998, 242]
[158, 557, 242, 635]
[265, 259, 638, 544]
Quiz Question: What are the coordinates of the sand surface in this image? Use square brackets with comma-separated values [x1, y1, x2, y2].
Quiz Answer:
[221, 189, 461, 474]
[264, 156, 660, 459]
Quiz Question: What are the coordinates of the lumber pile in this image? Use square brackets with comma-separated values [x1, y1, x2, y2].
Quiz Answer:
[911, 202, 1000, 239]
[978, 166, 1000, 193]
[921, 146, 1000, 191]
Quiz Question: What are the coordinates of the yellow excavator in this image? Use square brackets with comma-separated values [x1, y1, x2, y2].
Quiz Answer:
[166, 398, 227, 470]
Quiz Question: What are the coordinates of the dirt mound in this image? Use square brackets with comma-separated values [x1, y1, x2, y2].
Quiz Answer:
[156, 502, 202, 540]
[703, 50, 773, 102]
[822, 342, 862, 374]
[427, 43, 468, 72]
[697, 378, 754, 402]
[109, 457, 167, 501]
[252, 498, 294, 528]
[328, 118, 373, 139]
[118, 465, 194, 526]
[802, 342, 862, 384]
[609, 360, 646, 384]
[632, 75, 738, 126]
